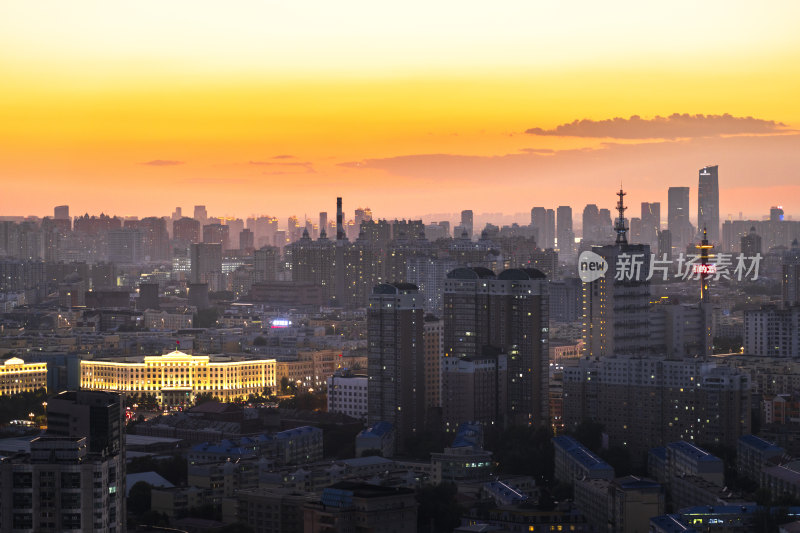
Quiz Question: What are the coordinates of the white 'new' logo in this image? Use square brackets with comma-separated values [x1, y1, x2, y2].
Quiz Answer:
[578, 251, 608, 283]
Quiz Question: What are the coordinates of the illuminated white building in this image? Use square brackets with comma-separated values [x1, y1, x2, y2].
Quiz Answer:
[80, 350, 276, 405]
[0, 357, 47, 395]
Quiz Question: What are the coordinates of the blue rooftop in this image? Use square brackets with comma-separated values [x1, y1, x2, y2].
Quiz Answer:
[275, 426, 320, 440]
[360, 421, 393, 438]
[667, 441, 722, 463]
[553, 436, 614, 472]
[338, 456, 393, 468]
[650, 515, 697, 532]
[739, 434, 784, 453]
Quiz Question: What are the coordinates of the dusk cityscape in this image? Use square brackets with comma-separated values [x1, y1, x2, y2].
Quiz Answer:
[2, 2, 800, 533]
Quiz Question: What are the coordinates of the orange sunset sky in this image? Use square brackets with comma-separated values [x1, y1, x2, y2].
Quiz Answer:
[2, 1, 800, 224]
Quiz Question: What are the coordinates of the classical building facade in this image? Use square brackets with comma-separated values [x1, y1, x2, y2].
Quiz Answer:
[0, 357, 47, 395]
[80, 350, 276, 405]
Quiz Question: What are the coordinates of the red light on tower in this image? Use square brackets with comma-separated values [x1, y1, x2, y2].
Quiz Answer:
[696, 228, 713, 304]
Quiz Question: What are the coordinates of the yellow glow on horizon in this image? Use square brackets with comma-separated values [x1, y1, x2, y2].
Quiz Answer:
[1, 1, 800, 219]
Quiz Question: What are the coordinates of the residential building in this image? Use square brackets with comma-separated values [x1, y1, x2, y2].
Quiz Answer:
[367, 283, 425, 450]
[552, 435, 615, 485]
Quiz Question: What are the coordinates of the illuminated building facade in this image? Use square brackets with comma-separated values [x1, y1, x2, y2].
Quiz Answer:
[80, 350, 276, 405]
[0, 357, 47, 395]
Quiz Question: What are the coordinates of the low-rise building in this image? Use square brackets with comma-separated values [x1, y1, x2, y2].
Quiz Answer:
[80, 349, 276, 405]
[574, 475, 665, 533]
[762, 460, 800, 501]
[355, 421, 394, 458]
[737, 434, 785, 482]
[0, 357, 47, 395]
[303, 482, 418, 533]
[553, 435, 615, 485]
[665, 441, 724, 487]
[327, 370, 368, 420]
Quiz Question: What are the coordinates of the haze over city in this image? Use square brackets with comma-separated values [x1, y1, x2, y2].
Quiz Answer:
[2, 1, 800, 220]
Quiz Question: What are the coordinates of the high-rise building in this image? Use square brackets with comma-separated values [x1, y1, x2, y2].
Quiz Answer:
[740, 226, 762, 257]
[442, 267, 549, 428]
[657, 229, 672, 261]
[698, 165, 720, 243]
[319, 212, 328, 236]
[194, 205, 208, 228]
[254, 246, 279, 282]
[557, 206, 574, 258]
[423, 316, 444, 411]
[668, 187, 692, 251]
[0, 391, 130, 532]
[783, 240, 800, 307]
[771, 206, 785, 222]
[107, 228, 142, 264]
[461, 210, 474, 240]
[563, 356, 750, 461]
[582, 204, 600, 243]
[289, 229, 335, 303]
[640, 202, 661, 248]
[582, 189, 651, 358]
[239, 228, 254, 250]
[744, 305, 800, 357]
[367, 283, 425, 450]
[191, 242, 222, 289]
[0, 426, 125, 532]
[405, 256, 457, 314]
[531, 207, 555, 249]
[173, 217, 200, 244]
[203, 223, 230, 250]
[54, 205, 70, 221]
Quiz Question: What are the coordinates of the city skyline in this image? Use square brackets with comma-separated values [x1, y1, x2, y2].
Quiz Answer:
[2, 2, 800, 219]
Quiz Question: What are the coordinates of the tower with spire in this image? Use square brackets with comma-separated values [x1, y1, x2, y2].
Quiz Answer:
[695, 228, 714, 356]
[614, 187, 629, 245]
[582, 186, 652, 358]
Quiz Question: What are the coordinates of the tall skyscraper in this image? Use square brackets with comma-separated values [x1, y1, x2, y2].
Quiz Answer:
[698, 165, 720, 243]
[557, 206, 574, 258]
[367, 283, 425, 450]
[461, 210, 474, 240]
[782, 240, 800, 307]
[194, 205, 208, 226]
[640, 202, 660, 248]
[53, 205, 69, 220]
[668, 186, 691, 252]
[582, 204, 600, 242]
[531, 207, 556, 249]
[442, 266, 549, 428]
[319, 212, 328, 235]
[583, 189, 651, 358]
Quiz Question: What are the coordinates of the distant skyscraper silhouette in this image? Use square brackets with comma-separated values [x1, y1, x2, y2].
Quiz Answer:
[668, 186, 691, 251]
[461, 210, 474, 240]
[557, 206, 574, 257]
[54, 205, 69, 220]
[698, 165, 720, 243]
